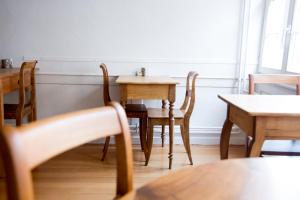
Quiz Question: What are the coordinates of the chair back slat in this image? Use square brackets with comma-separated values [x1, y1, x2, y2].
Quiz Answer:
[0, 102, 133, 200]
[100, 63, 111, 105]
[18, 61, 37, 115]
[249, 74, 300, 95]
[180, 71, 198, 116]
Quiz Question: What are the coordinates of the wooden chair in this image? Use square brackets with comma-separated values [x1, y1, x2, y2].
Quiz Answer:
[4, 61, 37, 126]
[247, 74, 300, 156]
[100, 64, 148, 161]
[146, 72, 198, 165]
[0, 102, 133, 200]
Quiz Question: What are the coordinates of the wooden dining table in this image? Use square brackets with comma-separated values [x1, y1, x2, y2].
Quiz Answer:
[116, 75, 178, 169]
[0, 68, 20, 129]
[0, 68, 21, 177]
[120, 157, 300, 200]
[219, 94, 300, 159]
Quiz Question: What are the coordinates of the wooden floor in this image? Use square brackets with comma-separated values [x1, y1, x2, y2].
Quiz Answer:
[0, 144, 244, 200]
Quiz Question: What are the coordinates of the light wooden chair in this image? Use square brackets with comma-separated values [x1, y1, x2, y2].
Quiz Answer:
[100, 63, 148, 161]
[145, 72, 198, 165]
[4, 61, 38, 126]
[247, 74, 300, 156]
[0, 102, 133, 200]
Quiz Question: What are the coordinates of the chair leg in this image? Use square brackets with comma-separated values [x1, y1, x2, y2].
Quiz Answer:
[101, 136, 110, 161]
[181, 120, 193, 165]
[16, 116, 22, 127]
[28, 110, 35, 123]
[145, 124, 154, 166]
[161, 125, 165, 147]
[245, 136, 250, 157]
[139, 118, 144, 151]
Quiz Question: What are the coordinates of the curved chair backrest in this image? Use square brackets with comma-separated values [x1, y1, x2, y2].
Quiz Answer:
[100, 63, 111, 106]
[0, 102, 133, 200]
[248, 74, 300, 95]
[180, 71, 199, 117]
[18, 61, 38, 118]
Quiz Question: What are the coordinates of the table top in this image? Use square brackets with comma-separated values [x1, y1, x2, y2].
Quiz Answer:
[0, 68, 20, 79]
[218, 94, 300, 117]
[116, 75, 179, 85]
[121, 157, 300, 200]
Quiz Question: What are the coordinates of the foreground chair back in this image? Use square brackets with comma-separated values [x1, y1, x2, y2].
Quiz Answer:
[4, 61, 38, 126]
[0, 102, 133, 200]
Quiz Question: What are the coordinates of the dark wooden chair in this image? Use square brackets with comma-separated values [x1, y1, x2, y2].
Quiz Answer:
[146, 72, 198, 165]
[247, 74, 300, 156]
[4, 61, 37, 126]
[100, 63, 148, 161]
[0, 103, 133, 200]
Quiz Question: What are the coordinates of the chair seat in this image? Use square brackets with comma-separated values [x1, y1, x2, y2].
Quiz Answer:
[4, 104, 18, 119]
[125, 104, 147, 112]
[4, 103, 32, 119]
[147, 108, 185, 119]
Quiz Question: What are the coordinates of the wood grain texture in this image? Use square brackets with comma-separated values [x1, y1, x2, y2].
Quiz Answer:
[218, 94, 300, 117]
[99, 64, 148, 161]
[0, 144, 245, 200]
[0, 69, 19, 94]
[0, 103, 133, 200]
[219, 94, 300, 158]
[118, 75, 178, 169]
[116, 76, 179, 85]
[146, 72, 198, 168]
[121, 157, 300, 200]
[4, 61, 38, 126]
[248, 74, 300, 95]
[248, 74, 300, 156]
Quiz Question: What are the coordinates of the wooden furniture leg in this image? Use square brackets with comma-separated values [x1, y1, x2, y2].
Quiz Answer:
[139, 118, 144, 151]
[101, 137, 110, 161]
[145, 125, 154, 166]
[0, 88, 3, 129]
[161, 100, 167, 147]
[168, 101, 175, 169]
[249, 118, 265, 157]
[220, 118, 233, 160]
[0, 88, 5, 177]
[140, 117, 148, 160]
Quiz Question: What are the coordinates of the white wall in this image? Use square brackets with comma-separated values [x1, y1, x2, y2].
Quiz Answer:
[0, 0, 265, 144]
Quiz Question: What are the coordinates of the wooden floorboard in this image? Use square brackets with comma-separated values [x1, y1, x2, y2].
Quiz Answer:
[0, 144, 244, 200]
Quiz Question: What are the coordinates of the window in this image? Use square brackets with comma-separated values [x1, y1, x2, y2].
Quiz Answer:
[259, 0, 300, 73]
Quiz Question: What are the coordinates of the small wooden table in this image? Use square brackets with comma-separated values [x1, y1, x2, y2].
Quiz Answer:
[218, 94, 300, 159]
[116, 76, 178, 169]
[0, 68, 20, 177]
[120, 157, 300, 200]
[0, 69, 20, 129]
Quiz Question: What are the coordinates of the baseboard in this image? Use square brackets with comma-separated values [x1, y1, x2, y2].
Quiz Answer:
[94, 126, 245, 145]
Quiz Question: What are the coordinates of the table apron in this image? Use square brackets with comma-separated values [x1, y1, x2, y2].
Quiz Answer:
[1, 75, 19, 94]
[229, 105, 254, 136]
[229, 105, 300, 139]
[120, 84, 171, 100]
[262, 116, 300, 139]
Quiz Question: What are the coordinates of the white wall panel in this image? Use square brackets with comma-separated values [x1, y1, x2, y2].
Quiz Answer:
[0, 0, 265, 144]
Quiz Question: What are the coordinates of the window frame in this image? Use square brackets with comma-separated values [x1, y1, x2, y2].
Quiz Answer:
[258, 0, 298, 74]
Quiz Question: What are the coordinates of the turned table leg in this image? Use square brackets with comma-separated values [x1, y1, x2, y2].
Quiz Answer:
[168, 100, 175, 169]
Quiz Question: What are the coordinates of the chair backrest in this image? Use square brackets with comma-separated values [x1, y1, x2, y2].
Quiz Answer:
[100, 63, 111, 106]
[180, 71, 199, 117]
[248, 74, 300, 95]
[0, 102, 133, 200]
[18, 61, 37, 116]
